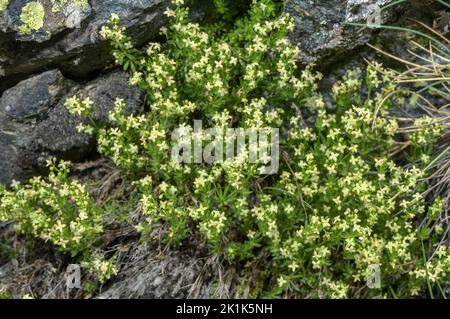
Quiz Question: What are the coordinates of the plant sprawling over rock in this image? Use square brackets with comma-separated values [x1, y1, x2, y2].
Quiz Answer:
[0, 0, 448, 298]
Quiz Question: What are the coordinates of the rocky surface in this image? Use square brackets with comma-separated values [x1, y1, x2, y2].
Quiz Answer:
[97, 242, 214, 299]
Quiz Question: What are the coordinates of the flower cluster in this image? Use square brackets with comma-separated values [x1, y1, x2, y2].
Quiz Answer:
[270, 72, 448, 297]
[409, 117, 443, 148]
[0, 159, 115, 282]
[58, 0, 449, 297]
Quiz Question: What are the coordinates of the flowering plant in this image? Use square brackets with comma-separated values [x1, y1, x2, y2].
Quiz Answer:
[0, 159, 116, 283]
[1, 0, 447, 298]
[71, 0, 448, 297]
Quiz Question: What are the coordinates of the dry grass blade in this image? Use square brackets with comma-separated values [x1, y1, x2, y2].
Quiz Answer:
[368, 43, 434, 71]
[412, 19, 450, 46]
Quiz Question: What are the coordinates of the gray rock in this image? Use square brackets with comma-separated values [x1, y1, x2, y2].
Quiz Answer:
[97, 241, 231, 299]
[0, 69, 144, 185]
[0, 70, 69, 120]
[284, 0, 404, 64]
[0, 69, 70, 184]
[97, 243, 206, 299]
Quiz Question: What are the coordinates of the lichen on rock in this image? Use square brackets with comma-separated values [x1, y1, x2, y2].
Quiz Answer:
[0, 0, 8, 11]
[18, 1, 45, 34]
[50, 0, 88, 13]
